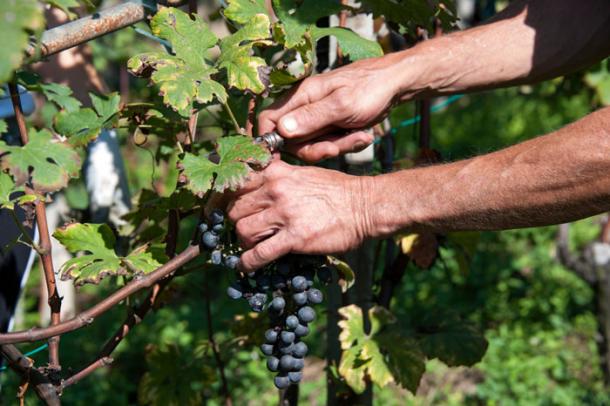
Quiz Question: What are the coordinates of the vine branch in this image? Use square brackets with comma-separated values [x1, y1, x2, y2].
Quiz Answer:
[0, 244, 201, 345]
[9, 81, 62, 371]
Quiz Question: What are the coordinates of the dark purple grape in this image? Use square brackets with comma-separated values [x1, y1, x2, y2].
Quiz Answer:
[307, 288, 323, 304]
[271, 296, 286, 312]
[293, 357, 304, 371]
[198, 223, 208, 233]
[294, 324, 309, 337]
[249, 293, 267, 312]
[280, 355, 296, 371]
[212, 223, 224, 233]
[303, 269, 315, 287]
[291, 276, 307, 292]
[280, 331, 295, 344]
[256, 274, 271, 291]
[227, 282, 242, 300]
[201, 231, 219, 249]
[297, 306, 315, 323]
[267, 356, 280, 372]
[224, 255, 240, 269]
[211, 250, 222, 265]
[316, 265, 332, 284]
[274, 374, 290, 389]
[278, 342, 295, 355]
[292, 341, 308, 358]
[271, 274, 287, 289]
[260, 344, 274, 356]
[288, 371, 302, 383]
[285, 315, 299, 330]
[293, 291, 307, 306]
[265, 329, 278, 343]
[208, 209, 224, 225]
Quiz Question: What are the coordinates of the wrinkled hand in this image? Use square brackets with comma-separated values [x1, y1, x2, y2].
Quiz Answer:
[228, 160, 370, 271]
[259, 55, 402, 162]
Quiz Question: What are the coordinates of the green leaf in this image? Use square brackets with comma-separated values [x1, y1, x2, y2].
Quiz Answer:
[419, 319, 488, 367]
[54, 223, 167, 286]
[217, 14, 272, 94]
[0, 171, 16, 209]
[273, 0, 342, 48]
[327, 255, 355, 293]
[128, 7, 226, 116]
[54, 92, 120, 146]
[39, 83, 82, 112]
[0, 120, 7, 134]
[0, 0, 44, 84]
[53, 223, 124, 286]
[585, 59, 610, 106]
[224, 0, 268, 25]
[0, 128, 80, 193]
[42, 0, 80, 20]
[181, 135, 271, 196]
[311, 27, 383, 61]
[360, 0, 435, 29]
[337, 304, 426, 394]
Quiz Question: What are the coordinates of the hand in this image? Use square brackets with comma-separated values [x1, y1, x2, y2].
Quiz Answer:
[259, 55, 403, 162]
[227, 160, 371, 271]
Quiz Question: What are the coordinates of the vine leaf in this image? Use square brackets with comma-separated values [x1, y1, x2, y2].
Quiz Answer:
[128, 7, 227, 117]
[54, 92, 120, 146]
[394, 231, 438, 269]
[223, 0, 268, 25]
[311, 27, 383, 61]
[272, 0, 342, 48]
[0, 120, 6, 134]
[180, 135, 271, 196]
[54, 223, 167, 286]
[338, 305, 426, 394]
[217, 13, 272, 94]
[41, 0, 80, 19]
[0, 0, 44, 83]
[40, 82, 82, 112]
[0, 128, 80, 193]
[327, 255, 355, 292]
[0, 172, 15, 209]
[419, 316, 488, 367]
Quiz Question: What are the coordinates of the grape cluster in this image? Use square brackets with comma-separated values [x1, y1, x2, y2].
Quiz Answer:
[199, 209, 239, 269]
[227, 256, 333, 389]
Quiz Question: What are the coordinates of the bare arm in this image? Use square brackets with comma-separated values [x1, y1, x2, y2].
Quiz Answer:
[397, 0, 610, 100]
[365, 106, 610, 235]
[229, 107, 610, 270]
[259, 0, 610, 162]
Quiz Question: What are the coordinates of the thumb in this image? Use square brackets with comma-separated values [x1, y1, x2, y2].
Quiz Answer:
[277, 96, 349, 140]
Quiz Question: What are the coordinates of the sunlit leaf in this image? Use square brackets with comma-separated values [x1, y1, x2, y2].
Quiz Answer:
[128, 7, 226, 117]
[0, 0, 44, 83]
[272, 0, 342, 48]
[327, 255, 355, 292]
[0, 128, 80, 193]
[181, 135, 271, 196]
[311, 27, 383, 61]
[224, 0, 268, 24]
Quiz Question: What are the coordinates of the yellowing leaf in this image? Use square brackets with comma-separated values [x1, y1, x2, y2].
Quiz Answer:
[128, 7, 226, 116]
[338, 346, 368, 394]
[217, 14, 272, 94]
[327, 255, 355, 292]
[224, 0, 268, 25]
[181, 135, 271, 196]
[0, 129, 80, 193]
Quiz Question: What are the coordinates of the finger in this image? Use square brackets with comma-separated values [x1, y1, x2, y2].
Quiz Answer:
[258, 79, 323, 135]
[227, 190, 271, 223]
[238, 231, 293, 271]
[275, 92, 351, 140]
[227, 170, 264, 200]
[235, 209, 282, 249]
[284, 131, 374, 163]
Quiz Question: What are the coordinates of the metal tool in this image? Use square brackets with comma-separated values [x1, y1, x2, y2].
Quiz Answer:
[254, 131, 285, 152]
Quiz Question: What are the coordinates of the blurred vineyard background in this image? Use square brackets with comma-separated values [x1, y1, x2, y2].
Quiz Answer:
[2, 0, 610, 404]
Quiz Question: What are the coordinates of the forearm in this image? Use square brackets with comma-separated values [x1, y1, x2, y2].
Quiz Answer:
[386, 0, 610, 100]
[363, 107, 610, 235]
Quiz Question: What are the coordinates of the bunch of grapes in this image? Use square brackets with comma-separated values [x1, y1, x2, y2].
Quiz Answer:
[199, 209, 334, 389]
[199, 209, 240, 269]
[227, 257, 333, 389]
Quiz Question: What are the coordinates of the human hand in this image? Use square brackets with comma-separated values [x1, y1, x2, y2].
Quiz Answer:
[259, 55, 404, 162]
[227, 160, 371, 271]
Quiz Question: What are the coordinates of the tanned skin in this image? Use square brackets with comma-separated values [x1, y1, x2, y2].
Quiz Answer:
[227, 0, 610, 271]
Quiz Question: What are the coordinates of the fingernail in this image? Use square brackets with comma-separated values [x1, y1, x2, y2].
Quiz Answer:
[281, 116, 298, 133]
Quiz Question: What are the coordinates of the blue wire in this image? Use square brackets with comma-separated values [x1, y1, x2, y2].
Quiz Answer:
[0, 344, 49, 373]
[388, 94, 464, 136]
